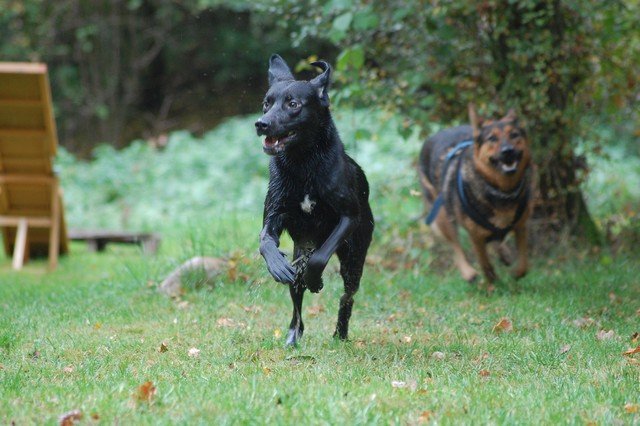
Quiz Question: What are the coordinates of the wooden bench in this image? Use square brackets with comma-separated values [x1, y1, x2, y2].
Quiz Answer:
[68, 230, 160, 254]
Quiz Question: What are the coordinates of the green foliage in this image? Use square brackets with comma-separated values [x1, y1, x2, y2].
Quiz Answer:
[265, 0, 640, 234]
[57, 111, 424, 232]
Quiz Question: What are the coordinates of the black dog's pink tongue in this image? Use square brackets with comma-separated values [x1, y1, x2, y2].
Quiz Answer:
[264, 136, 274, 146]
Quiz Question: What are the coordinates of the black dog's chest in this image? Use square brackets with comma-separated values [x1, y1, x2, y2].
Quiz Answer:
[282, 190, 337, 243]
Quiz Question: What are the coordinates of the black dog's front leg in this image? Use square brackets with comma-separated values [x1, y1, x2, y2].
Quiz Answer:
[260, 221, 295, 285]
[303, 216, 355, 292]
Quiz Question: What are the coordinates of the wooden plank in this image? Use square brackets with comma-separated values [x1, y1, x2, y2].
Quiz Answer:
[12, 218, 28, 270]
[0, 174, 55, 184]
[0, 129, 47, 138]
[0, 99, 43, 107]
[0, 62, 48, 74]
[48, 182, 60, 269]
[37, 69, 58, 155]
[0, 216, 52, 227]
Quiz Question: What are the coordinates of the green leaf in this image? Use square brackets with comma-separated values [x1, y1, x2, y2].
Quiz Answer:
[332, 12, 353, 32]
[336, 45, 365, 71]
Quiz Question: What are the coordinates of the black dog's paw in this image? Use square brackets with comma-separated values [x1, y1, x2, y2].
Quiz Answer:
[303, 267, 324, 293]
[265, 250, 295, 284]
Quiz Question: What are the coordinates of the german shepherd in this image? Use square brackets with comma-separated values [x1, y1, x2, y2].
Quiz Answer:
[255, 55, 374, 345]
[418, 104, 532, 284]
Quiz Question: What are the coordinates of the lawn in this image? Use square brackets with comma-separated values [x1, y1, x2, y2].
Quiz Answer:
[1, 112, 639, 424]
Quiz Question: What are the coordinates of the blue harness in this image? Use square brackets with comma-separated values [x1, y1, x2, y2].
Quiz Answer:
[425, 140, 529, 242]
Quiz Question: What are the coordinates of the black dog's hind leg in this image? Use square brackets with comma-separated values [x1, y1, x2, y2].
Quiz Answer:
[286, 245, 306, 346]
[333, 235, 369, 341]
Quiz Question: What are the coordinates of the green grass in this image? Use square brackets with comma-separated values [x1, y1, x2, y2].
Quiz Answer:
[1, 111, 639, 424]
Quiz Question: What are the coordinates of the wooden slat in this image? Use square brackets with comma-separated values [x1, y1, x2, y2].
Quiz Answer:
[0, 129, 47, 138]
[0, 63, 48, 74]
[0, 99, 43, 107]
[0, 216, 52, 227]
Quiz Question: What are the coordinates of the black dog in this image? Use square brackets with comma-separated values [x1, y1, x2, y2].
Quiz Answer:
[255, 54, 374, 346]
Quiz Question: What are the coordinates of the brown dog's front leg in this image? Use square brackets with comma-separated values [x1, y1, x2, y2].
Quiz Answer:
[470, 236, 497, 283]
[511, 224, 528, 279]
[303, 216, 354, 292]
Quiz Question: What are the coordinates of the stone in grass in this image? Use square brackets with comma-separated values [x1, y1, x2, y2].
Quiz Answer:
[159, 256, 226, 297]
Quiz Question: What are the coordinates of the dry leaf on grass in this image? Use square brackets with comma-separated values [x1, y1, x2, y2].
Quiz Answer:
[625, 403, 639, 414]
[572, 317, 596, 328]
[136, 381, 156, 403]
[431, 351, 445, 360]
[623, 346, 640, 356]
[596, 329, 615, 341]
[62, 365, 75, 373]
[493, 318, 513, 333]
[479, 369, 491, 377]
[159, 342, 169, 353]
[631, 332, 639, 343]
[188, 347, 201, 358]
[307, 305, 325, 316]
[418, 410, 433, 423]
[58, 409, 82, 426]
[559, 344, 572, 355]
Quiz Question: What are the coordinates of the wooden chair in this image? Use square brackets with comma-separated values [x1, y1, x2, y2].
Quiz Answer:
[0, 62, 68, 270]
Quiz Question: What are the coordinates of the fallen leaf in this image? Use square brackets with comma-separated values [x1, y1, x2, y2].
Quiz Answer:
[263, 367, 271, 375]
[136, 381, 156, 403]
[493, 318, 513, 333]
[307, 305, 325, 316]
[572, 317, 595, 328]
[176, 300, 189, 310]
[93, 322, 102, 330]
[90, 413, 100, 420]
[431, 351, 445, 360]
[243, 305, 262, 314]
[217, 317, 235, 327]
[58, 409, 82, 426]
[596, 329, 615, 341]
[418, 410, 433, 423]
[188, 347, 201, 358]
[559, 344, 572, 355]
[631, 332, 639, 343]
[623, 346, 640, 356]
[273, 329, 282, 338]
[402, 335, 412, 343]
[391, 380, 407, 388]
[609, 292, 618, 303]
[62, 365, 75, 373]
[625, 403, 639, 414]
[30, 350, 41, 360]
[479, 369, 491, 377]
[159, 342, 169, 353]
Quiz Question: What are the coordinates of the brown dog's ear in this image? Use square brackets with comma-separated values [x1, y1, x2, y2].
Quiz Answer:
[468, 103, 483, 141]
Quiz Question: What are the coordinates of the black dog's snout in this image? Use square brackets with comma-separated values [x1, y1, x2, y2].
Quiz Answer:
[255, 119, 270, 134]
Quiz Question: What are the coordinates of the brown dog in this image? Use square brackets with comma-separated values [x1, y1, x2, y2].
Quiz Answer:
[418, 104, 533, 283]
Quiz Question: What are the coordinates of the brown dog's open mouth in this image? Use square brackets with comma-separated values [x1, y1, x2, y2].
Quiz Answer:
[263, 131, 297, 154]
[500, 160, 519, 174]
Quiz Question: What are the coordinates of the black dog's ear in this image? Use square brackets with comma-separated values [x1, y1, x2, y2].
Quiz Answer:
[310, 61, 331, 107]
[268, 54, 295, 86]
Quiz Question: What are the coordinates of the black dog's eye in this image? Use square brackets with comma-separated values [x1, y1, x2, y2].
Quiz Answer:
[288, 100, 300, 109]
[262, 101, 270, 111]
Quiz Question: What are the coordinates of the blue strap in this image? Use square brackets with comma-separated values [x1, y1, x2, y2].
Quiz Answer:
[425, 140, 473, 225]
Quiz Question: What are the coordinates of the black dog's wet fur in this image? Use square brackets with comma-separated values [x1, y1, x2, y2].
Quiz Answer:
[256, 54, 374, 346]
